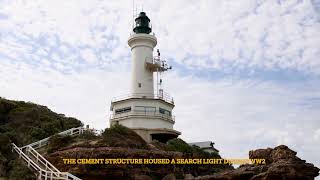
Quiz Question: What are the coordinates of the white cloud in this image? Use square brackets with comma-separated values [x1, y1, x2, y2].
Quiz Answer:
[314, 129, 320, 141]
[164, 72, 320, 167]
[1, 0, 319, 73]
[80, 48, 98, 63]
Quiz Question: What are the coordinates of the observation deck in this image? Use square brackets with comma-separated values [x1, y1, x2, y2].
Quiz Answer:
[110, 110, 175, 122]
[111, 92, 174, 108]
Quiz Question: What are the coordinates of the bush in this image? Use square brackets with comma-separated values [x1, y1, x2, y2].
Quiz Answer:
[41, 121, 60, 136]
[8, 160, 35, 180]
[167, 138, 195, 153]
[47, 135, 74, 153]
[29, 127, 46, 140]
[101, 124, 148, 149]
[105, 124, 130, 135]
[0, 134, 11, 156]
[0, 99, 17, 114]
[79, 130, 97, 140]
[151, 140, 170, 151]
[63, 117, 83, 129]
[167, 138, 220, 158]
[0, 97, 83, 178]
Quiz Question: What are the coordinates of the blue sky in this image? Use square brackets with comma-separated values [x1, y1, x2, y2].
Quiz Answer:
[0, 0, 319, 171]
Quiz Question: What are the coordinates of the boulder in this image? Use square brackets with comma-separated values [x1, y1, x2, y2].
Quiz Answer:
[135, 174, 152, 180]
[193, 145, 319, 180]
[162, 173, 176, 180]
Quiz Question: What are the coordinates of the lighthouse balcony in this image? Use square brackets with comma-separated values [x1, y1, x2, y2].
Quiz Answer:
[110, 110, 175, 123]
[111, 92, 174, 105]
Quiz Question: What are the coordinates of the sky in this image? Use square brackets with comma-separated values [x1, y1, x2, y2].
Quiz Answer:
[0, 0, 319, 171]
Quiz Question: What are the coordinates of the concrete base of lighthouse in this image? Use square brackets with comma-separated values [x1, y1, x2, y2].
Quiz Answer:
[132, 128, 181, 143]
[110, 96, 181, 143]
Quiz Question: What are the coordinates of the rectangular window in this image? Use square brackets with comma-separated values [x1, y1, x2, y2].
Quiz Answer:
[135, 106, 156, 113]
[115, 107, 131, 114]
[159, 107, 171, 116]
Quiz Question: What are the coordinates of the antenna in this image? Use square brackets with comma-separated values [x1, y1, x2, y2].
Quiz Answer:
[136, 6, 137, 17]
[132, 0, 134, 29]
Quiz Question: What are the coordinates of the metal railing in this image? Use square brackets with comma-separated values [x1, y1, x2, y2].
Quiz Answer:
[112, 92, 174, 105]
[110, 110, 175, 122]
[22, 127, 87, 150]
[26, 145, 61, 173]
[12, 143, 81, 180]
[145, 56, 171, 72]
[12, 127, 90, 180]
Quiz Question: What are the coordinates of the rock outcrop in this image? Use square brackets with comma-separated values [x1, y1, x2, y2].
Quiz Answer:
[192, 145, 319, 180]
[46, 146, 230, 179]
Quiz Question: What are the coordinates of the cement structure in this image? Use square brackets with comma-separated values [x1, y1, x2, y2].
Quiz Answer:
[109, 12, 181, 143]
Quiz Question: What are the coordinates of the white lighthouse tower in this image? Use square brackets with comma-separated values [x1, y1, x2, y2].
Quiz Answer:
[109, 12, 181, 143]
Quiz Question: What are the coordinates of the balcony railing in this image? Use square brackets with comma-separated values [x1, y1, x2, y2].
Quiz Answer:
[111, 92, 174, 105]
[145, 56, 171, 72]
[110, 110, 175, 122]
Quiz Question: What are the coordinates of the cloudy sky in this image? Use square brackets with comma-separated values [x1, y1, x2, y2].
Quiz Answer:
[0, 0, 319, 169]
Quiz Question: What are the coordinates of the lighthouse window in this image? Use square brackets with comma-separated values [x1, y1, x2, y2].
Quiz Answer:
[115, 107, 131, 114]
[138, 83, 141, 88]
[135, 106, 156, 113]
[159, 108, 171, 116]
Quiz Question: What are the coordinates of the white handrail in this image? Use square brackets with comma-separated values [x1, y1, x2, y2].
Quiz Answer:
[21, 127, 85, 150]
[13, 143, 82, 180]
[110, 110, 175, 121]
[12, 143, 42, 172]
[26, 145, 61, 173]
[112, 92, 174, 105]
[11, 126, 88, 180]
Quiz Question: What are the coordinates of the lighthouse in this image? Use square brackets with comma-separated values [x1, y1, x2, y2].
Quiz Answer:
[109, 12, 181, 143]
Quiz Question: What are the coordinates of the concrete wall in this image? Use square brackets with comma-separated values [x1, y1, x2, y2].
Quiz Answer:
[110, 98, 175, 129]
[112, 98, 174, 113]
[128, 33, 157, 95]
[118, 117, 173, 129]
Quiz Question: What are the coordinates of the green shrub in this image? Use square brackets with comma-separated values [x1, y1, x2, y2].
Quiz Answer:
[0, 152, 8, 176]
[105, 124, 130, 135]
[8, 160, 34, 180]
[47, 135, 74, 153]
[0, 134, 11, 156]
[29, 127, 46, 140]
[0, 99, 17, 114]
[41, 121, 60, 136]
[78, 130, 97, 140]
[167, 138, 220, 158]
[151, 140, 170, 151]
[0, 98, 83, 178]
[101, 124, 148, 149]
[167, 138, 195, 153]
[62, 117, 83, 129]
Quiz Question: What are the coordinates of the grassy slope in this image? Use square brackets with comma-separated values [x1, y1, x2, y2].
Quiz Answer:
[0, 97, 83, 179]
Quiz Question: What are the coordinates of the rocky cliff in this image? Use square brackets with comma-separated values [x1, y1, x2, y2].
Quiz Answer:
[191, 145, 319, 180]
[45, 125, 231, 179]
[44, 126, 319, 180]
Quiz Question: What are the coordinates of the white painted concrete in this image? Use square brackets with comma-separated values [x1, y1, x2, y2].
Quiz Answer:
[109, 28, 181, 142]
[111, 98, 174, 114]
[128, 33, 157, 95]
[118, 117, 173, 129]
